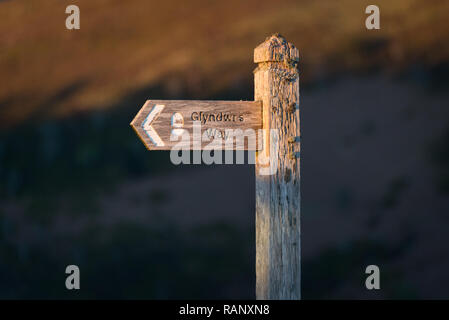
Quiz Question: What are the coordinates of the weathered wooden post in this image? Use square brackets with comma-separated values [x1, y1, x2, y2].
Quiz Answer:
[131, 33, 300, 300]
[254, 34, 301, 299]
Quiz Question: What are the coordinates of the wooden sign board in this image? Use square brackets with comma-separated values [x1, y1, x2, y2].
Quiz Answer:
[131, 100, 262, 150]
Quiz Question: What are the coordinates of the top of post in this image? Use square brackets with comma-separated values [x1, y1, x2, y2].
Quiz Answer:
[254, 33, 299, 63]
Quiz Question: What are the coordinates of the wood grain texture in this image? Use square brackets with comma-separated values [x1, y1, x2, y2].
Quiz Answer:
[254, 34, 299, 64]
[254, 34, 301, 299]
[131, 100, 262, 150]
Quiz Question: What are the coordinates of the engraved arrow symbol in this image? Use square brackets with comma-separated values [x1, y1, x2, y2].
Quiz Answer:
[142, 104, 165, 147]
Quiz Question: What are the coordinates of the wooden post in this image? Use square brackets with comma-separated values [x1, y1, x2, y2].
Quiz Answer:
[254, 34, 301, 299]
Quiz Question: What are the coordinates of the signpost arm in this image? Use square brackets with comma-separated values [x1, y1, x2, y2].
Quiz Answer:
[254, 34, 301, 299]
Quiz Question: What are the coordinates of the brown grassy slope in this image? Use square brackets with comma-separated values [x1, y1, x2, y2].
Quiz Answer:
[0, 0, 448, 129]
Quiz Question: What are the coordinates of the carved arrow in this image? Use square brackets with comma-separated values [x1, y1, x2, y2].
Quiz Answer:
[141, 104, 165, 147]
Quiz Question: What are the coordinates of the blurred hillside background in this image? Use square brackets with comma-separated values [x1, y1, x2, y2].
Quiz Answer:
[1, 0, 449, 299]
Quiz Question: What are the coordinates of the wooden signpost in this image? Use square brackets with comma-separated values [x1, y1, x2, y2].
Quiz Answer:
[131, 34, 301, 300]
[131, 100, 262, 150]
